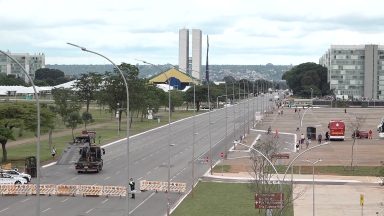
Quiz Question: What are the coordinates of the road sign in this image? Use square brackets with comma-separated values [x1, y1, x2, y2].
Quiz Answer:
[220, 152, 224, 158]
[271, 153, 290, 159]
[255, 193, 284, 209]
[360, 194, 364, 206]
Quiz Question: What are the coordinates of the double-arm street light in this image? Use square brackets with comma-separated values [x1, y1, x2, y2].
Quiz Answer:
[67, 43, 131, 215]
[303, 159, 322, 216]
[135, 59, 173, 216]
[0, 50, 41, 216]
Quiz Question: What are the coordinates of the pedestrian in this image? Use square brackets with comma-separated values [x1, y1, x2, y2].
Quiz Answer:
[296, 126, 300, 131]
[325, 131, 329, 141]
[129, 178, 135, 199]
[305, 138, 311, 149]
[368, 129, 373, 139]
[274, 129, 279, 138]
[51, 146, 56, 158]
[318, 134, 322, 144]
[296, 142, 300, 152]
[344, 108, 347, 113]
[300, 133, 305, 145]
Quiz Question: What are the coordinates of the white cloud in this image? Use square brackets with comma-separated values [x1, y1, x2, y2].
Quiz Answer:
[1, 0, 384, 65]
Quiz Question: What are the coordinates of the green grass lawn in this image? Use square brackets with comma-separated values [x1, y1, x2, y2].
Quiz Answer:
[172, 182, 293, 216]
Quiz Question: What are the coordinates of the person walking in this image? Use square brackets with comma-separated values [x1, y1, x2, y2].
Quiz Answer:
[129, 178, 135, 199]
[300, 133, 305, 145]
[51, 146, 56, 159]
[368, 129, 373, 139]
[318, 133, 322, 144]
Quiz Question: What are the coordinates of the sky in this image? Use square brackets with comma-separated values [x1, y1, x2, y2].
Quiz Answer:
[1, 0, 384, 65]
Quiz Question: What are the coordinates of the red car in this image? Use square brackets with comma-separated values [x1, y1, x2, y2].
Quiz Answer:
[351, 130, 369, 139]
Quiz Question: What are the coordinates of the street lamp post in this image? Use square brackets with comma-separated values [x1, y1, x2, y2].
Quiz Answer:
[135, 60, 173, 215]
[310, 88, 313, 106]
[303, 159, 322, 216]
[0, 50, 41, 216]
[67, 43, 131, 215]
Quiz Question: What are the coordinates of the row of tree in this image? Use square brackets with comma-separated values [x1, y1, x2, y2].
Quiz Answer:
[0, 63, 276, 162]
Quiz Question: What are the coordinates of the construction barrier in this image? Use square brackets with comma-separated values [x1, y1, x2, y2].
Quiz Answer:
[56, 185, 77, 196]
[14, 184, 34, 195]
[78, 185, 103, 197]
[39, 184, 56, 196]
[140, 180, 186, 193]
[102, 185, 126, 197]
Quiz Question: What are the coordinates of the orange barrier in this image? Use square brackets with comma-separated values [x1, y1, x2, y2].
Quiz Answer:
[14, 184, 34, 195]
[56, 185, 77, 196]
[140, 180, 186, 193]
[102, 186, 126, 197]
[78, 185, 103, 197]
[39, 184, 56, 196]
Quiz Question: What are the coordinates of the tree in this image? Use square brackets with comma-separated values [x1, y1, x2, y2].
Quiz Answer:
[184, 85, 208, 112]
[347, 114, 366, 170]
[170, 90, 185, 112]
[0, 103, 55, 162]
[82, 112, 93, 130]
[74, 73, 103, 113]
[249, 136, 303, 215]
[0, 74, 26, 86]
[35, 68, 71, 86]
[65, 111, 83, 140]
[282, 62, 330, 97]
[51, 88, 81, 122]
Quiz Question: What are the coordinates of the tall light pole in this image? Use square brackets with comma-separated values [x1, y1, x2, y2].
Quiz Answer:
[310, 88, 313, 106]
[67, 43, 131, 215]
[135, 59, 173, 215]
[0, 50, 41, 216]
[304, 159, 322, 216]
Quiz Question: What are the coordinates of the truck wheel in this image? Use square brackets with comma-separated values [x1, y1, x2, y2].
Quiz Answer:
[15, 181, 21, 184]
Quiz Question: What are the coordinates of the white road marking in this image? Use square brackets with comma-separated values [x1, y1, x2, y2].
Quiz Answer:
[70, 176, 78, 181]
[137, 176, 144, 180]
[60, 198, 69, 202]
[20, 198, 30, 202]
[86, 208, 94, 214]
[42, 208, 50, 213]
[0, 208, 9, 213]
[101, 199, 109, 204]
[104, 176, 111, 180]
[129, 192, 155, 214]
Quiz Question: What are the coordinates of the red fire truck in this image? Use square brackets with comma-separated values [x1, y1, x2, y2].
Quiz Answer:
[328, 120, 345, 141]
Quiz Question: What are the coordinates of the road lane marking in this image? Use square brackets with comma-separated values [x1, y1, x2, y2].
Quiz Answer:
[42, 208, 50, 213]
[129, 192, 155, 214]
[101, 199, 109, 204]
[137, 176, 144, 180]
[70, 176, 78, 181]
[104, 176, 111, 180]
[0, 208, 9, 213]
[60, 198, 69, 202]
[20, 198, 30, 202]
[86, 208, 94, 214]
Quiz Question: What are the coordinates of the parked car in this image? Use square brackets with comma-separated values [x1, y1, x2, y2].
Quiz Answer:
[0, 168, 31, 182]
[351, 130, 369, 139]
[0, 173, 28, 184]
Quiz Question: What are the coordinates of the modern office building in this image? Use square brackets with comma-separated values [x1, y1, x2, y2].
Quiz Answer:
[319, 45, 384, 100]
[0, 51, 45, 83]
[178, 29, 189, 74]
[178, 28, 202, 81]
[191, 29, 202, 80]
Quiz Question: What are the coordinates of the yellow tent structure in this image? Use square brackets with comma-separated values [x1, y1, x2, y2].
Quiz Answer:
[148, 68, 199, 85]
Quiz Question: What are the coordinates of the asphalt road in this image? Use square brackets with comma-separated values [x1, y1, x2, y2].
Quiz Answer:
[0, 93, 278, 216]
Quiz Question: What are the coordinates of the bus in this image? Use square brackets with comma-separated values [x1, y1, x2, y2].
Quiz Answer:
[328, 120, 345, 141]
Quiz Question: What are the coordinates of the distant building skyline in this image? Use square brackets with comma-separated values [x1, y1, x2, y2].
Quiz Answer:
[320, 44, 384, 100]
[0, 51, 45, 83]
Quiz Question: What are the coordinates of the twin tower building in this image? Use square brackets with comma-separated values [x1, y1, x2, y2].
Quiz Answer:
[178, 29, 202, 81]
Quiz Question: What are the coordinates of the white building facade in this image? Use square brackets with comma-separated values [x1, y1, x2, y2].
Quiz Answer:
[178, 28, 202, 81]
[320, 45, 384, 100]
[0, 51, 45, 83]
[178, 29, 189, 74]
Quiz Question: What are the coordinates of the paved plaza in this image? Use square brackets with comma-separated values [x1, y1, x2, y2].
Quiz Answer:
[215, 106, 384, 216]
